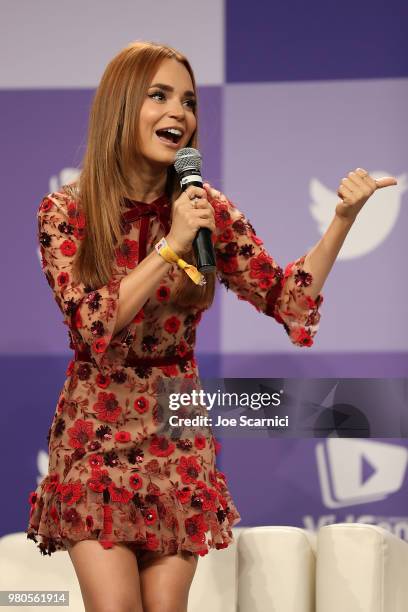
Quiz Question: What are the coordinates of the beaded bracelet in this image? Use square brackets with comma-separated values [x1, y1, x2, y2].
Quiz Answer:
[154, 237, 206, 286]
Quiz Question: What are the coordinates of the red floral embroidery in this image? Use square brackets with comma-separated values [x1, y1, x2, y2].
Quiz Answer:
[108, 483, 133, 503]
[159, 364, 179, 376]
[60, 239, 76, 257]
[250, 233, 263, 246]
[44, 474, 60, 493]
[149, 435, 175, 457]
[39, 197, 53, 213]
[156, 285, 171, 302]
[185, 514, 208, 544]
[88, 454, 104, 469]
[249, 252, 276, 283]
[86, 515, 94, 531]
[176, 456, 202, 484]
[57, 481, 84, 506]
[86, 469, 111, 493]
[145, 532, 160, 550]
[30, 186, 327, 558]
[57, 271, 69, 286]
[219, 228, 234, 242]
[216, 252, 239, 274]
[164, 316, 181, 334]
[115, 239, 139, 269]
[176, 339, 189, 358]
[114, 431, 131, 443]
[143, 508, 158, 526]
[94, 392, 122, 423]
[133, 396, 149, 414]
[95, 373, 111, 389]
[129, 474, 143, 490]
[194, 435, 206, 450]
[67, 419, 95, 449]
[103, 504, 113, 534]
[176, 487, 191, 504]
[290, 326, 313, 347]
[92, 338, 107, 354]
[212, 202, 233, 230]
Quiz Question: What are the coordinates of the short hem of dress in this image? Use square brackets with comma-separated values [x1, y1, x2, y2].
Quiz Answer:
[25, 527, 235, 558]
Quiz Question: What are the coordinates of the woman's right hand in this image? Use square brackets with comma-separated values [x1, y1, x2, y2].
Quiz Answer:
[165, 185, 216, 256]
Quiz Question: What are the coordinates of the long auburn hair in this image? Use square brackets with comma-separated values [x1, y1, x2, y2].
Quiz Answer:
[71, 40, 216, 310]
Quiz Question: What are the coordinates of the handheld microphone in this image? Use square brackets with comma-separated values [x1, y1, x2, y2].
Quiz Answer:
[174, 147, 216, 273]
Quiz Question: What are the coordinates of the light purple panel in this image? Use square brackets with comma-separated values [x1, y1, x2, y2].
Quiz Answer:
[222, 79, 408, 353]
[0, 90, 89, 355]
[220, 437, 408, 539]
[0, 86, 222, 355]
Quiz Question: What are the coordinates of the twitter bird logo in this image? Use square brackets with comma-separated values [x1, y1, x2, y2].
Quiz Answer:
[49, 166, 81, 194]
[310, 171, 407, 259]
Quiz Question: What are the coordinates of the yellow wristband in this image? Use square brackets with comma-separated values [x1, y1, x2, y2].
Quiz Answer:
[154, 237, 207, 286]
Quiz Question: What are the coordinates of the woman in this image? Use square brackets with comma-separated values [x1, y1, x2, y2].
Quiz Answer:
[26, 40, 397, 611]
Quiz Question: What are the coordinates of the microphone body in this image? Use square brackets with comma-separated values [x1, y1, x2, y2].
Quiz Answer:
[174, 148, 216, 274]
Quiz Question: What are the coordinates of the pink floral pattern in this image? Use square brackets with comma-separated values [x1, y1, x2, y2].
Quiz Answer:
[26, 184, 323, 557]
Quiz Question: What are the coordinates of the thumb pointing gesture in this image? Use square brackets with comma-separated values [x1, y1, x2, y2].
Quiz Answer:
[335, 167, 398, 221]
[375, 176, 398, 189]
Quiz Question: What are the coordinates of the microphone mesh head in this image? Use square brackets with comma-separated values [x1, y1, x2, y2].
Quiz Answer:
[174, 147, 202, 175]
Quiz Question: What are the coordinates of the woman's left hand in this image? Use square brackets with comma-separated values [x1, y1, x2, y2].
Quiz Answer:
[336, 167, 398, 221]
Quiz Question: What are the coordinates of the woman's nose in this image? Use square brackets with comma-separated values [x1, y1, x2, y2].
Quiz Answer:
[167, 99, 186, 118]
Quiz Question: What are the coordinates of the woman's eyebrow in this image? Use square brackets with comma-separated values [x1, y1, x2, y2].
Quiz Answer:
[149, 82, 195, 97]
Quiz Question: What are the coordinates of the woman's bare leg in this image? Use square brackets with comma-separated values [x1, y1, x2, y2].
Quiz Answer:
[67, 540, 144, 612]
[138, 550, 199, 612]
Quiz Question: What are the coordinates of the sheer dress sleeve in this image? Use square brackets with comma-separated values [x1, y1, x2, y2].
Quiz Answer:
[37, 192, 136, 375]
[208, 188, 324, 347]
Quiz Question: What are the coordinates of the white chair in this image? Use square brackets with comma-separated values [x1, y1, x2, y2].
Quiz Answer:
[6, 523, 406, 611]
[236, 526, 317, 612]
[0, 529, 245, 612]
[316, 523, 408, 612]
[188, 527, 245, 611]
[0, 532, 84, 610]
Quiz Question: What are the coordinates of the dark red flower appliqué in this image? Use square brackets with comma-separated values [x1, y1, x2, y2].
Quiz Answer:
[133, 396, 149, 414]
[115, 239, 139, 269]
[164, 316, 181, 334]
[94, 392, 122, 423]
[176, 456, 202, 484]
[156, 285, 170, 302]
[60, 239, 76, 257]
[57, 480, 84, 506]
[213, 202, 233, 231]
[108, 483, 133, 503]
[185, 514, 208, 544]
[67, 419, 95, 449]
[149, 435, 175, 457]
[129, 473, 143, 490]
[86, 468, 112, 492]
[290, 326, 313, 347]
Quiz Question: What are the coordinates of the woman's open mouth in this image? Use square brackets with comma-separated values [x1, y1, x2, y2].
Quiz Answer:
[155, 128, 183, 148]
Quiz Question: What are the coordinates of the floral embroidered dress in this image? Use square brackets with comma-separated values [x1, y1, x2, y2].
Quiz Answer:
[26, 184, 323, 557]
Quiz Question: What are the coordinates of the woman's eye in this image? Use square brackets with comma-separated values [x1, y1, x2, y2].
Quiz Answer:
[148, 91, 196, 111]
[149, 91, 165, 101]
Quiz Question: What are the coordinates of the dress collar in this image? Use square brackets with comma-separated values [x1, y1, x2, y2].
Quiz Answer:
[121, 193, 172, 234]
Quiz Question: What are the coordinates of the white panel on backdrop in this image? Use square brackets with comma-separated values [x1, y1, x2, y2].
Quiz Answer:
[222, 78, 408, 352]
[0, 0, 224, 88]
